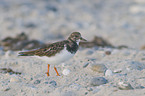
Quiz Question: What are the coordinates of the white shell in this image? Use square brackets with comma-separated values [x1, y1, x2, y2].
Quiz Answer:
[105, 69, 113, 76]
[62, 69, 70, 75]
[118, 82, 128, 87]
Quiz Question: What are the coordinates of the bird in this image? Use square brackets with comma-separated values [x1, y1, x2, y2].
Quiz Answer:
[18, 32, 86, 76]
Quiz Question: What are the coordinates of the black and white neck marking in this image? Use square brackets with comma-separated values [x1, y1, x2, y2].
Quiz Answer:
[66, 39, 79, 54]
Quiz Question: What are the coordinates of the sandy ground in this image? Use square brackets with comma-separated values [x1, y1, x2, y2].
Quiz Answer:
[0, 0, 145, 96]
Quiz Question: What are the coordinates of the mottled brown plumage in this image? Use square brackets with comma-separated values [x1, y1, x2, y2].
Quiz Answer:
[19, 40, 68, 57]
[19, 32, 86, 57]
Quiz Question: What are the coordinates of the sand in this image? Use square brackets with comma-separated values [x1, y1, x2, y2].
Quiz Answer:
[0, 0, 145, 96]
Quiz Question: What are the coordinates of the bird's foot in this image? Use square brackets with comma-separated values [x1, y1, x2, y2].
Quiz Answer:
[46, 72, 50, 76]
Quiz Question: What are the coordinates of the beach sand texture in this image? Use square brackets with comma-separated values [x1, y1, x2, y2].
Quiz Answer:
[0, 0, 145, 96]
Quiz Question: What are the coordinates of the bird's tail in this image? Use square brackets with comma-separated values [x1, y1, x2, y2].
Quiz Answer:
[18, 51, 34, 56]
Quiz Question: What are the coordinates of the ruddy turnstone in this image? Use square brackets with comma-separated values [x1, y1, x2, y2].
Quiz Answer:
[19, 32, 86, 76]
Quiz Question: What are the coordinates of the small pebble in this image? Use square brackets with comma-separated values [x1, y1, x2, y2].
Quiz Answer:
[85, 92, 88, 95]
[105, 69, 113, 76]
[62, 69, 70, 75]
[90, 77, 108, 86]
[75, 78, 79, 81]
[34, 80, 41, 84]
[90, 64, 107, 73]
[44, 82, 49, 84]
[118, 81, 134, 90]
[2, 87, 11, 91]
[105, 51, 111, 55]
[135, 85, 144, 89]
[126, 67, 131, 71]
[86, 87, 93, 91]
[49, 80, 57, 87]
[83, 63, 89, 68]
[113, 69, 122, 73]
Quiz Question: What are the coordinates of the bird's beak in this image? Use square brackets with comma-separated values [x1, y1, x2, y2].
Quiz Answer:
[80, 37, 87, 41]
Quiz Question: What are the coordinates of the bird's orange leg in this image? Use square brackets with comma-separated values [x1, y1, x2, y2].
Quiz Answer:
[46, 64, 50, 76]
[54, 67, 60, 76]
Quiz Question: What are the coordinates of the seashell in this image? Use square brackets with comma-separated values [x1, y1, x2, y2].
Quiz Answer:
[90, 77, 108, 86]
[105, 69, 113, 76]
[62, 69, 70, 75]
[90, 64, 107, 73]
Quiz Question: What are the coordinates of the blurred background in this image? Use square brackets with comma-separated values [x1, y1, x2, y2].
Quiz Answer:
[0, 0, 145, 49]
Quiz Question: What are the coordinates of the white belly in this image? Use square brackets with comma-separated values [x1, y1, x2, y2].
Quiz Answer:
[35, 48, 75, 65]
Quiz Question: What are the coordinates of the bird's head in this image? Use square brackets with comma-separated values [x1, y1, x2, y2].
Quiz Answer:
[68, 32, 86, 44]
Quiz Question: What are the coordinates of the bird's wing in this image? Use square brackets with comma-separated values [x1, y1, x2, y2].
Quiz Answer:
[19, 40, 68, 57]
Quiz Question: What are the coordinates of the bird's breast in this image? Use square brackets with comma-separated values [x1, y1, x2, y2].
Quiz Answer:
[66, 42, 78, 54]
